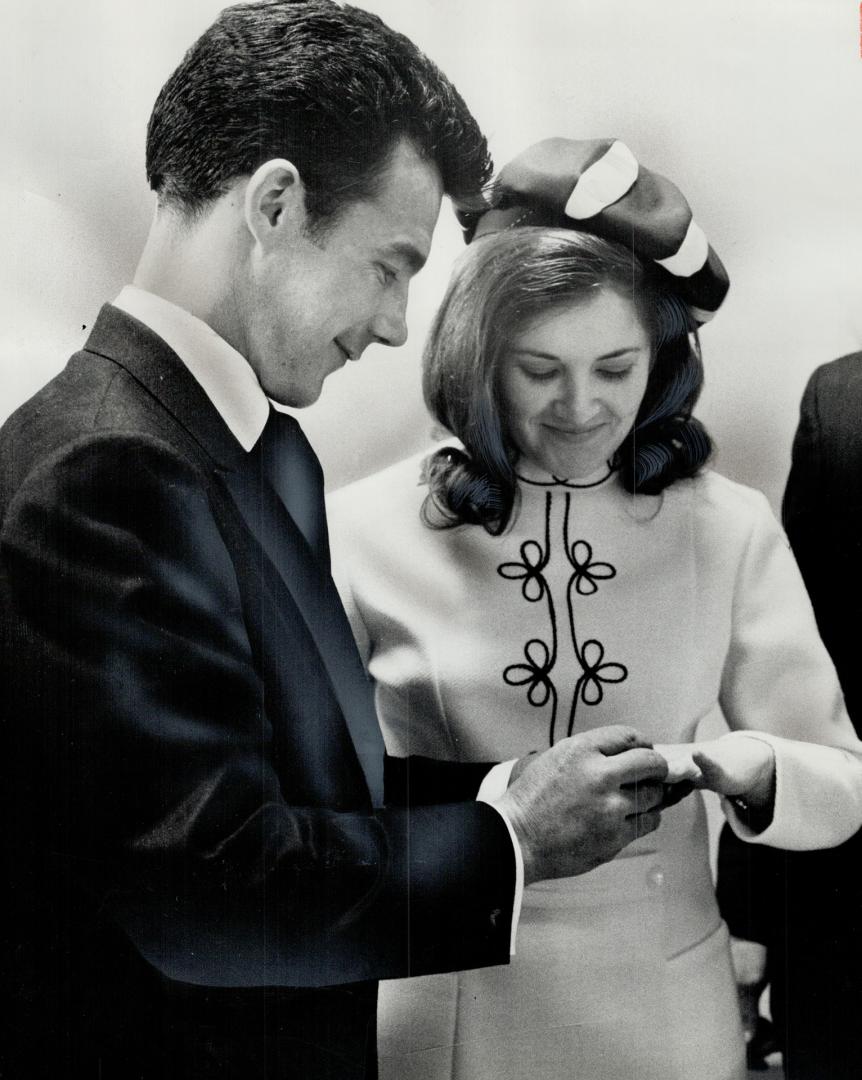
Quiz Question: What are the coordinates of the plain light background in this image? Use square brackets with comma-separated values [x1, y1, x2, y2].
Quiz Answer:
[2, 0, 860, 1012]
[2, 0, 860, 509]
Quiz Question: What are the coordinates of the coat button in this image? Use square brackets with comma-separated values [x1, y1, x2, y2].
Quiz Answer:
[646, 866, 665, 889]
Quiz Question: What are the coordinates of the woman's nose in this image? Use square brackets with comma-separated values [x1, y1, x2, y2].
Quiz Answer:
[552, 376, 597, 422]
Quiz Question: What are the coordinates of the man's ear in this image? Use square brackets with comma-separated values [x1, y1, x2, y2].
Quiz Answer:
[243, 158, 305, 248]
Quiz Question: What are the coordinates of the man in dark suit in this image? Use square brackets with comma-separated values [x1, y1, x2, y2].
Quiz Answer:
[0, 3, 669, 1077]
[718, 353, 862, 1079]
[777, 353, 862, 1080]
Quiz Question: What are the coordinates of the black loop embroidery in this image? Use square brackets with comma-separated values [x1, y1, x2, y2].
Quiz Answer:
[498, 539, 548, 602]
[498, 490, 628, 745]
[574, 639, 628, 707]
[516, 468, 616, 490]
[498, 492, 561, 742]
[568, 539, 616, 596]
[503, 639, 557, 710]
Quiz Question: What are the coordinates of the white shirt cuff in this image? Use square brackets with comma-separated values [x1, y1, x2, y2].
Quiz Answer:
[721, 730, 862, 849]
[477, 760, 523, 955]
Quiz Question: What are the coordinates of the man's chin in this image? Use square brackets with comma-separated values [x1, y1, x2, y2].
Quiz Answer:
[263, 377, 326, 410]
[271, 390, 322, 410]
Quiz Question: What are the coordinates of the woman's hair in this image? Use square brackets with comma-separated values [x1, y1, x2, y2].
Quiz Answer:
[422, 227, 711, 534]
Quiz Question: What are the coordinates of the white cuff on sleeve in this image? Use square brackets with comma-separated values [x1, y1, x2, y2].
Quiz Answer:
[721, 731, 862, 850]
[477, 759, 518, 803]
[477, 760, 523, 955]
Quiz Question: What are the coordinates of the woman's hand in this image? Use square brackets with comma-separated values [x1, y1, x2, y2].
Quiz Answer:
[691, 736, 776, 810]
[653, 743, 702, 785]
[653, 738, 777, 826]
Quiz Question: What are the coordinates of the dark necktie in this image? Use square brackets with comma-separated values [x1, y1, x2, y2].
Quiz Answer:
[258, 407, 330, 568]
[252, 407, 385, 805]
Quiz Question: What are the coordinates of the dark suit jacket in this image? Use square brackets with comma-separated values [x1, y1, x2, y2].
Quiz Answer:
[717, 353, 862, 1080]
[0, 305, 514, 1078]
[783, 352, 862, 725]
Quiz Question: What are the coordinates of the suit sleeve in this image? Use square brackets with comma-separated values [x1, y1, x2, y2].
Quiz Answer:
[717, 486, 862, 850]
[1, 434, 514, 989]
[783, 365, 862, 726]
[384, 753, 500, 804]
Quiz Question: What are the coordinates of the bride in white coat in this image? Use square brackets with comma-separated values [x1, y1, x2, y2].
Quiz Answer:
[328, 139, 862, 1080]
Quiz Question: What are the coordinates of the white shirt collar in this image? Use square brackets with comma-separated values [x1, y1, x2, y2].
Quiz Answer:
[112, 284, 270, 451]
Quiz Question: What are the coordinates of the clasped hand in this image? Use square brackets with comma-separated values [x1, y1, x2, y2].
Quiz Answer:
[499, 729, 776, 886]
[498, 726, 669, 885]
[655, 736, 776, 811]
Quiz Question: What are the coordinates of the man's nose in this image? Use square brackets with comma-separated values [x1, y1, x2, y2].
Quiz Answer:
[369, 289, 408, 348]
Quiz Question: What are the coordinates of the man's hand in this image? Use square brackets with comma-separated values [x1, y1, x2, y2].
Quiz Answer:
[497, 726, 668, 885]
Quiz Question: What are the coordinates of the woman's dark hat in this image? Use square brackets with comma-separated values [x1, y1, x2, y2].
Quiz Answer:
[460, 138, 729, 324]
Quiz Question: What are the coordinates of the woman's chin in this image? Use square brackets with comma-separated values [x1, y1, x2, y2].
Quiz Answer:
[549, 459, 609, 483]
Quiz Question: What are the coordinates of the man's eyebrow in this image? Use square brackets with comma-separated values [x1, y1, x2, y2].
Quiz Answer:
[383, 241, 428, 274]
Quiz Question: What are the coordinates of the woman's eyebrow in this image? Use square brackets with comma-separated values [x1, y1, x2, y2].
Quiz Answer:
[509, 348, 559, 361]
[595, 347, 645, 361]
[508, 346, 645, 362]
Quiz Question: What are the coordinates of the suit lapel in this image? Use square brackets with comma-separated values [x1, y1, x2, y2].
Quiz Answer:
[84, 303, 248, 473]
[223, 462, 385, 805]
[83, 304, 385, 805]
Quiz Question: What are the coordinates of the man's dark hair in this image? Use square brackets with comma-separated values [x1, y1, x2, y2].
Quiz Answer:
[146, 0, 491, 222]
